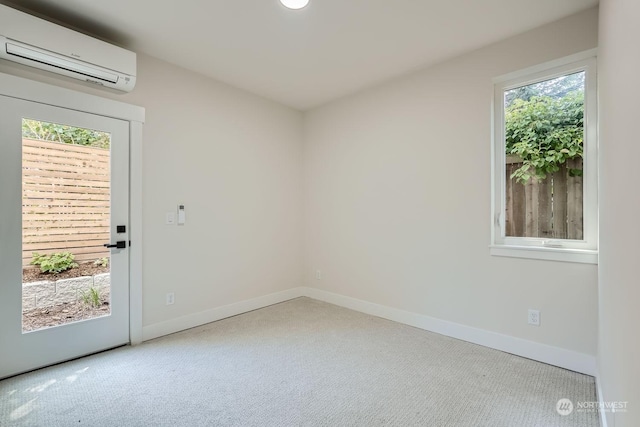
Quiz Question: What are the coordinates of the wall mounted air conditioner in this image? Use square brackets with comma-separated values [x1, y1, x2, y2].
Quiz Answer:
[0, 4, 136, 92]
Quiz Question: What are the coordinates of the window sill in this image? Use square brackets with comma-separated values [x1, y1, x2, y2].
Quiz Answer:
[489, 245, 598, 264]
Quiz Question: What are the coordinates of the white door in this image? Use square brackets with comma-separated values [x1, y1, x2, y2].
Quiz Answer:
[0, 95, 130, 379]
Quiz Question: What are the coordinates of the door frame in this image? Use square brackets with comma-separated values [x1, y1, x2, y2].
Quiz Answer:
[0, 72, 145, 344]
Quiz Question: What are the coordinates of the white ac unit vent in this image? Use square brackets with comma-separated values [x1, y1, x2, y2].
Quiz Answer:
[0, 5, 136, 92]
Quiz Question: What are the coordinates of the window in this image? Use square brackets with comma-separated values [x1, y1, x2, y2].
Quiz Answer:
[491, 53, 597, 263]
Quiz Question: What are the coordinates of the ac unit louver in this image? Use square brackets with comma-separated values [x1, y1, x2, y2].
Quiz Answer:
[0, 5, 136, 92]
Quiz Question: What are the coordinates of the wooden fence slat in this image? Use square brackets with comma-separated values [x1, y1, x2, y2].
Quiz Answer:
[23, 246, 111, 256]
[23, 208, 110, 216]
[23, 190, 109, 201]
[23, 139, 110, 155]
[22, 149, 109, 164]
[24, 215, 109, 221]
[22, 168, 110, 183]
[552, 164, 568, 239]
[23, 226, 110, 235]
[24, 251, 109, 264]
[22, 151, 109, 167]
[23, 176, 110, 189]
[24, 222, 109, 229]
[524, 177, 539, 237]
[23, 219, 109, 228]
[23, 183, 110, 194]
[537, 174, 553, 238]
[24, 233, 109, 243]
[24, 196, 110, 206]
[23, 200, 110, 208]
[21, 149, 109, 166]
[23, 238, 108, 248]
[505, 164, 514, 236]
[22, 161, 109, 175]
[505, 156, 526, 237]
[23, 161, 109, 176]
[23, 206, 110, 214]
[566, 158, 584, 240]
[24, 239, 109, 252]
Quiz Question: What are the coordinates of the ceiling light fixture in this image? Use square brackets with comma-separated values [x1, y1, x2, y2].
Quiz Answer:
[280, 0, 309, 10]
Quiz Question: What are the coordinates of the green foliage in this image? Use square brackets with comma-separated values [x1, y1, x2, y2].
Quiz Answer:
[94, 257, 109, 268]
[22, 119, 110, 149]
[31, 252, 78, 274]
[505, 91, 584, 184]
[505, 72, 584, 107]
[81, 287, 101, 308]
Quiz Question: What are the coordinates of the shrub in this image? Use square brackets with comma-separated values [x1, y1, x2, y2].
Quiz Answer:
[505, 91, 584, 184]
[31, 252, 78, 274]
[94, 257, 109, 268]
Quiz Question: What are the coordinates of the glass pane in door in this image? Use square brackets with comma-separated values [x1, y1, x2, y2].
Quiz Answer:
[21, 119, 112, 332]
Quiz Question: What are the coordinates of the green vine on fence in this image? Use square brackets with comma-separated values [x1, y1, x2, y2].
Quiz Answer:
[22, 119, 110, 149]
[505, 91, 584, 184]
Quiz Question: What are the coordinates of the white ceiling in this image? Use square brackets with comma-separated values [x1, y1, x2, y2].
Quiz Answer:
[4, 0, 598, 110]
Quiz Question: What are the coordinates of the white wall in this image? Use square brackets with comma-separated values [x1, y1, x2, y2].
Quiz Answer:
[0, 53, 304, 329]
[598, 1, 640, 425]
[303, 8, 599, 356]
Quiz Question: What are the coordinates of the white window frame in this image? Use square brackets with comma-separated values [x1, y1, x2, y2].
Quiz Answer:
[490, 50, 598, 264]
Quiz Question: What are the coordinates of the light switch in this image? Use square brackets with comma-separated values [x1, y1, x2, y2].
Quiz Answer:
[166, 212, 175, 225]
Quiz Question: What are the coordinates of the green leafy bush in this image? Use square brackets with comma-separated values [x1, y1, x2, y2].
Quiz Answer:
[505, 91, 584, 183]
[31, 252, 78, 274]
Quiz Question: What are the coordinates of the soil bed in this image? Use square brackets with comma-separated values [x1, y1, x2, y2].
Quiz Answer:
[23, 261, 109, 283]
[22, 290, 111, 332]
[22, 262, 111, 332]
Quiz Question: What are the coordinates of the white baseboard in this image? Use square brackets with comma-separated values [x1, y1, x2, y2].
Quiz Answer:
[141, 286, 596, 376]
[142, 287, 305, 341]
[300, 287, 597, 376]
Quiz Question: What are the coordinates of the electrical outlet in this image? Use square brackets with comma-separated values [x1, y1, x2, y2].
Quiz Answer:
[528, 309, 540, 326]
[166, 292, 175, 305]
[315, 270, 322, 280]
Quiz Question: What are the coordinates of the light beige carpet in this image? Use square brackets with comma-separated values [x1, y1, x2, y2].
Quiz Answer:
[0, 297, 599, 426]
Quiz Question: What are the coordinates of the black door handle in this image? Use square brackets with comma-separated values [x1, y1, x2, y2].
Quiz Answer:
[104, 241, 126, 249]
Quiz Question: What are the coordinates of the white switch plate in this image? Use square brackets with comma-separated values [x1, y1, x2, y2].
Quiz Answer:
[166, 292, 175, 305]
[315, 270, 322, 280]
[166, 212, 175, 225]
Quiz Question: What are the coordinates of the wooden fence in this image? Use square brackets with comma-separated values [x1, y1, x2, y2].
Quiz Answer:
[22, 139, 110, 267]
[505, 156, 583, 240]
